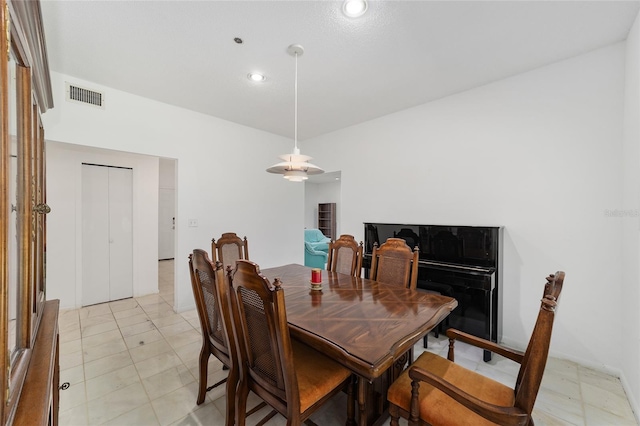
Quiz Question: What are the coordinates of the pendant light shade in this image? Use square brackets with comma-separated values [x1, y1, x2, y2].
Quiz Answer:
[267, 44, 324, 182]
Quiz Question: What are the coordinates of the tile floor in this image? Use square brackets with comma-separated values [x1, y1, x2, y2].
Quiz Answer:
[58, 259, 638, 425]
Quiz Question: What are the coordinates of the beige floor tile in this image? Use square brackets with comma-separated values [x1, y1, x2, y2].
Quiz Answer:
[546, 357, 580, 380]
[130, 338, 174, 363]
[169, 401, 226, 426]
[150, 382, 203, 426]
[85, 364, 141, 402]
[125, 328, 165, 349]
[540, 370, 582, 400]
[59, 317, 81, 333]
[109, 297, 140, 313]
[533, 407, 584, 426]
[165, 329, 201, 350]
[535, 387, 588, 425]
[87, 382, 150, 424]
[179, 309, 199, 323]
[159, 321, 196, 337]
[60, 338, 82, 356]
[59, 308, 80, 326]
[60, 364, 85, 386]
[142, 364, 195, 400]
[135, 351, 183, 379]
[580, 366, 627, 398]
[173, 340, 202, 366]
[81, 313, 116, 329]
[120, 319, 158, 337]
[581, 381, 636, 420]
[137, 294, 166, 307]
[584, 403, 638, 426]
[104, 403, 160, 426]
[59, 403, 89, 426]
[80, 303, 112, 319]
[116, 312, 151, 327]
[60, 350, 84, 370]
[84, 350, 133, 380]
[82, 337, 128, 363]
[113, 305, 147, 320]
[81, 320, 119, 338]
[59, 381, 87, 412]
[60, 327, 82, 344]
[153, 313, 188, 329]
[81, 329, 123, 349]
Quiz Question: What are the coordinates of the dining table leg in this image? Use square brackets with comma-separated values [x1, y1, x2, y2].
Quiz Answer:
[358, 377, 368, 426]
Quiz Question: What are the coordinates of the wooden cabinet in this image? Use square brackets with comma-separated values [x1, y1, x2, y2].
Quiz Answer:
[1, 0, 57, 424]
[317, 203, 336, 240]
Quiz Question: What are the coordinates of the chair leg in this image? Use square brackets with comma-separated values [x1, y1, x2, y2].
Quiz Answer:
[235, 380, 250, 426]
[345, 376, 356, 426]
[389, 403, 400, 426]
[224, 365, 239, 426]
[196, 344, 210, 405]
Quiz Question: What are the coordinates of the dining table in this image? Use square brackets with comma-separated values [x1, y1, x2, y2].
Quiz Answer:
[260, 263, 458, 426]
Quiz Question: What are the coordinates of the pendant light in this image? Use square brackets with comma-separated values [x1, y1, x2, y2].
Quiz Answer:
[267, 44, 324, 182]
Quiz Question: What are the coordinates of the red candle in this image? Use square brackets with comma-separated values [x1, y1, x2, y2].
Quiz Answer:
[311, 268, 322, 283]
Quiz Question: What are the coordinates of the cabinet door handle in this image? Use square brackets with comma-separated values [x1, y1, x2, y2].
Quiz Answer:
[33, 203, 51, 214]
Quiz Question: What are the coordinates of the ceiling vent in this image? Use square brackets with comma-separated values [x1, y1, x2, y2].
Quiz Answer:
[65, 82, 104, 108]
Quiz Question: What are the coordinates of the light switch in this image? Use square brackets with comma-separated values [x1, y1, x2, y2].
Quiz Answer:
[188, 219, 198, 227]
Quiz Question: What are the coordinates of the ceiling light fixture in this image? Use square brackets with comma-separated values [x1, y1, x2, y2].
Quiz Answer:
[247, 72, 266, 82]
[266, 44, 324, 182]
[343, 0, 368, 17]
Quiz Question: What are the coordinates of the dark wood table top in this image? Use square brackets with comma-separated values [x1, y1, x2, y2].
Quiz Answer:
[261, 264, 458, 381]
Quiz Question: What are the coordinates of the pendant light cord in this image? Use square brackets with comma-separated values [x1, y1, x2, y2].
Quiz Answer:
[294, 51, 298, 152]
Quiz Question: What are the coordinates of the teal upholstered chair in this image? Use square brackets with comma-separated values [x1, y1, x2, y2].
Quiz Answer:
[304, 242, 328, 268]
[304, 229, 331, 252]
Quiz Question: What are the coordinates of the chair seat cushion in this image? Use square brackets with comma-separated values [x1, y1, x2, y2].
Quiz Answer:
[387, 351, 515, 426]
[292, 339, 351, 413]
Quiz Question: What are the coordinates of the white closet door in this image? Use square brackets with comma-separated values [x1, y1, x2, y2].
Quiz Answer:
[81, 165, 111, 306]
[108, 167, 133, 301]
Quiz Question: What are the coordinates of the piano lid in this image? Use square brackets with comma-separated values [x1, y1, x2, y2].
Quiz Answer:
[364, 223, 501, 268]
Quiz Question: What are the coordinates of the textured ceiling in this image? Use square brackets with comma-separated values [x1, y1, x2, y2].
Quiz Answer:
[40, 0, 639, 141]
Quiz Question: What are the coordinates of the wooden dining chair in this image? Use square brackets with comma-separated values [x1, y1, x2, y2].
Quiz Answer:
[212, 232, 249, 270]
[228, 259, 356, 426]
[370, 238, 420, 290]
[327, 234, 363, 277]
[189, 250, 266, 425]
[188, 250, 235, 407]
[387, 271, 565, 426]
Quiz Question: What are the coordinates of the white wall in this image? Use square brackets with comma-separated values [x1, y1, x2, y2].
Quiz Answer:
[42, 72, 304, 313]
[46, 142, 159, 309]
[306, 44, 626, 375]
[622, 9, 640, 416]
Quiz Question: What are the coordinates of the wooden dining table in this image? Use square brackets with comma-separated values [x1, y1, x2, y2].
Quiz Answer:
[261, 264, 458, 426]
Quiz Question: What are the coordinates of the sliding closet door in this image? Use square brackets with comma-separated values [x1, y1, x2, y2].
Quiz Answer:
[81, 164, 133, 306]
[107, 167, 133, 301]
[81, 165, 110, 306]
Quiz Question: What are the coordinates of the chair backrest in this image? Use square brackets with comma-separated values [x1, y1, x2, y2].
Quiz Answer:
[370, 238, 419, 290]
[212, 232, 249, 270]
[514, 271, 565, 415]
[188, 249, 232, 363]
[229, 260, 300, 412]
[327, 234, 363, 277]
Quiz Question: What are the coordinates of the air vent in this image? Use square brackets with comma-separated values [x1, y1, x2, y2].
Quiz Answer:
[65, 82, 105, 108]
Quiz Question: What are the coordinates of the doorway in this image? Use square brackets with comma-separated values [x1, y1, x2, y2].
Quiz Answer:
[158, 158, 176, 260]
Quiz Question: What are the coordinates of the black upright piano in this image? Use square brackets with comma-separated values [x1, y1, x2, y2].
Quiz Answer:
[363, 223, 503, 361]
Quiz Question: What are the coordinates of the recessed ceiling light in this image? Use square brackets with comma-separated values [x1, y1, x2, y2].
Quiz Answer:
[247, 73, 266, 82]
[343, 0, 367, 17]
